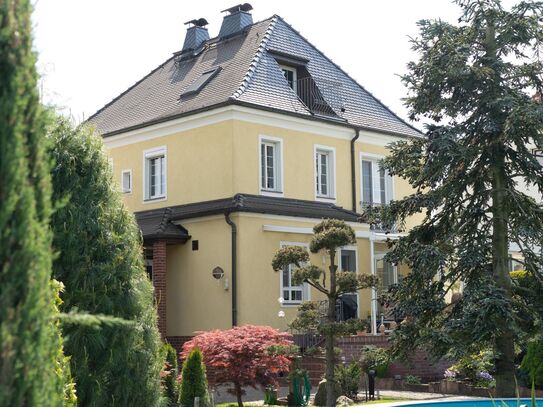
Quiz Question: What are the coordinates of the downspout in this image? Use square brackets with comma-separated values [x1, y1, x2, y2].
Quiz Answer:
[350, 128, 360, 211]
[224, 212, 237, 326]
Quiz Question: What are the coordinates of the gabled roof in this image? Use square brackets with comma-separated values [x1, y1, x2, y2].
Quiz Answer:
[88, 15, 421, 138]
[135, 193, 362, 223]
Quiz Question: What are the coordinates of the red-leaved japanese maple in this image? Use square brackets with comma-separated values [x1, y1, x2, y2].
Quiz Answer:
[181, 325, 293, 407]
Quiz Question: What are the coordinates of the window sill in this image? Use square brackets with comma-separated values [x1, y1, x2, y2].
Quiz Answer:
[260, 189, 284, 197]
[316, 195, 336, 202]
[143, 196, 167, 204]
[281, 302, 302, 308]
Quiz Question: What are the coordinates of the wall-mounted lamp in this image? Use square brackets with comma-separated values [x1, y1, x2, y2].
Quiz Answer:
[212, 266, 229, 290]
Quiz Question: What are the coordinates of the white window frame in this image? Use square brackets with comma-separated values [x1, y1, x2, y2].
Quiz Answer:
[359, 152, 393, 208]
[259, 135, 284, 196]
[279, 65, 297, 92]
[279, 241, 310, 307]
[143, 146, 167, 202]
[338, 245, 360, 319]
[121, 169, 132, 194]
[314, 145, 336, 201]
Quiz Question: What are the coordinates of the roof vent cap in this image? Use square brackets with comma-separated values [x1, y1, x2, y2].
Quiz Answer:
[181, 17, 210, 53]
[218, 3, 253, 38]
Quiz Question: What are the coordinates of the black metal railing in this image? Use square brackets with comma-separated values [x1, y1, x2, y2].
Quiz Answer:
[291, 332, 324, 354]
[294, 77, 344, 118]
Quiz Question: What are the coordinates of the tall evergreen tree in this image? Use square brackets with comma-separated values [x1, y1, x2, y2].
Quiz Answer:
[375, 0, 543, 397]
[0, 0, 66, 405]
[49, 117, 163, 406]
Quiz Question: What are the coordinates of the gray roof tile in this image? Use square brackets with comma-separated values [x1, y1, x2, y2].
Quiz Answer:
[135, 207, 190, 242]
[88, 15, 421, 138]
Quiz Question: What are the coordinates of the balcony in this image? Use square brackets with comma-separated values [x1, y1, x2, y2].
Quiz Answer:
[293, 76, 345, 120]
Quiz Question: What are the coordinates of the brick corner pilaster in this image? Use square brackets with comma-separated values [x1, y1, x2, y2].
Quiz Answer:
[152, 240, 167, 339]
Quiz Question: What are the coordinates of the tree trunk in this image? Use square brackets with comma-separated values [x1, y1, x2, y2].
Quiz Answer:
[235, 382, 244, 407]
[325, 250, 337, 407]
[486, 20, 516, 398]
[491, 150, 516, 398]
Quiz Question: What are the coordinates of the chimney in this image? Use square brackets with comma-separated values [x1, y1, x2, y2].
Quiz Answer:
[218, 3, 253, 38]
[181, 18, 210, 53]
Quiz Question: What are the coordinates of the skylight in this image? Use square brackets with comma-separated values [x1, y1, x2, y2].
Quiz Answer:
[181, 67, 221, 96]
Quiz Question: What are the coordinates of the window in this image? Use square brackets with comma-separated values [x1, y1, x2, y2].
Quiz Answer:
[510, 258, 523, 272]
[181, 67, 222, 96]
[282, 264, 303, 304]
[338, 248, 358, 321]
[259, 137, 282, 193]
[534, 149, 543, 166]
[144, 147, 166, 201]
[280, 243, 309, 305]
[361, 156, 393, 206]
[315, 146, 335, 199]
[121, 170, 132, 193]
[144, 248, 153, 280]
[280, 65, 297, 91]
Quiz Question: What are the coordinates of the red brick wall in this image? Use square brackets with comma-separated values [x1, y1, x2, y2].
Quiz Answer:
[302, 335, 450, 384]
[152, 240, 167, 339]
[166, 336, 193, 356]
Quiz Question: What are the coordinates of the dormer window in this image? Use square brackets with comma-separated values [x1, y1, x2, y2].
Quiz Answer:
[280, 65, 297, 92]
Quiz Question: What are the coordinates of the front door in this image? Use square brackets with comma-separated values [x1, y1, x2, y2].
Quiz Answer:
[337, 249, 358, 321]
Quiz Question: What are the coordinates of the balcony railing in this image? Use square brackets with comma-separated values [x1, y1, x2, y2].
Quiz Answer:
[294, 77, 345, 119]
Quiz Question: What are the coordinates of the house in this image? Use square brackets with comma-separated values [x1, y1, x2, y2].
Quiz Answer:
[88, 4, 422, 348]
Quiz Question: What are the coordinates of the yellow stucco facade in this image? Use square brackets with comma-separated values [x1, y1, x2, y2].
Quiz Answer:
[103, 106, 417, 337]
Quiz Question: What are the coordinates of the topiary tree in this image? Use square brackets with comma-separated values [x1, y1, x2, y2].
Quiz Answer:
[272, 219, 377, 407]
[162, 343, 181, 406]
[521, 340, 543, 388]
[370, 0, 543, 397]
[48, 117, 163, 406]
[179, 348, 208, 407]
[181, 325, 294, 407]
[0, 0, 70, 404]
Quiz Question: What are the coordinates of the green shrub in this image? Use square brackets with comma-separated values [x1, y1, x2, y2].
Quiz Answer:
[521, 340, 543, 388]
[359, 346, 390, 378]
[335, 362, 361, 398]
[49, 118, 163, 406]
[403, 375, 422, 385]
[162, 343, 180, 405]
[179, 348, 209, 407]
[264, 387, 278, 405]
[0, 1, 70, 404]
[449, 349, 495, 382]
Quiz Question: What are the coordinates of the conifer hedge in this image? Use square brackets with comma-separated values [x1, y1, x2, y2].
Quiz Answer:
[0, 0, 68, 405]
[179, 348, 209, 407]
[49, 118, 163, 406]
